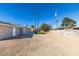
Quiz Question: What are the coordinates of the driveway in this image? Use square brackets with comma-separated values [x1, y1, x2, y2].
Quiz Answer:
[0, 30, 79, 56]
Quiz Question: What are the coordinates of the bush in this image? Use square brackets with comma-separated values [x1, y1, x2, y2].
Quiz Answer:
[36, 30, 46, 34]
[36, 31, 46, 34]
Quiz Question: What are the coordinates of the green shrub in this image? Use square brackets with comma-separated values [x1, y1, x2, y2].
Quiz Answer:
[36, 30, 46, 34]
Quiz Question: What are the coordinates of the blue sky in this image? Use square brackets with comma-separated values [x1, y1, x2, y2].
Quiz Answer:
[0, 3, 79, 28]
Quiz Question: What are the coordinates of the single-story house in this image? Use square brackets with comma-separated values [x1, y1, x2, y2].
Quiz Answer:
[72, 26, 79, 30]
[0, 21, 28, 40]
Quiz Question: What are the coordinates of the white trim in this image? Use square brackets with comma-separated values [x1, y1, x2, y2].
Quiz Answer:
[13, 27, 16, 36]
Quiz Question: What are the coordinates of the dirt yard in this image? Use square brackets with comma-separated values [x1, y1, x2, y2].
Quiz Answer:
[0, 30, 79, 56]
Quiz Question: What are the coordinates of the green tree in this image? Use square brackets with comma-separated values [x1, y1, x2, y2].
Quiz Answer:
[31, 25, 35, 32]
[31, 25, 34, 28]
[61, 17, 76, 29]
[40, 23, 51, 32]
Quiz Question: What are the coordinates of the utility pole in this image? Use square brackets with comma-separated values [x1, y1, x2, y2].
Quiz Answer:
[37, 13, 40, 30]
[55, 10, 58, 30]
[33, 12, 40, 32]
[33, 12, 37, 31]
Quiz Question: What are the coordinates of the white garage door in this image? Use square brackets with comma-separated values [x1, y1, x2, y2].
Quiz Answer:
[0, 25, 13, 40]
[16, 27, 22, 36]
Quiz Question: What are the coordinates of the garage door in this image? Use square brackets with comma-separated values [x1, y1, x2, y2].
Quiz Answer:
[15, 27, 22, 36]
[0, 25, 13, 40]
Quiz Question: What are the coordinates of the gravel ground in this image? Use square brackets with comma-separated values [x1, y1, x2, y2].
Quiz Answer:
[0, 30, 79, 56]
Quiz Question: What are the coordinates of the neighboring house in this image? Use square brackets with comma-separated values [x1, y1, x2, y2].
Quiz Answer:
[72, 26, 79, 30]
[0, 21, 27, 40]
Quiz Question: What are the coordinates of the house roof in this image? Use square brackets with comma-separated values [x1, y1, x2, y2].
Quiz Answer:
[0, 21, 22, 28]
[0, 21, 13, 25]
[72, 26, 79, 29]
[0, 21, 14, 27]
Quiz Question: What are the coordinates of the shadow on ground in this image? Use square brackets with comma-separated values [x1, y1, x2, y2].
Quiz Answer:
[1, 32, 34, 41]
